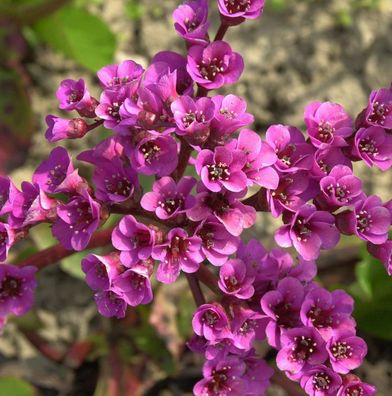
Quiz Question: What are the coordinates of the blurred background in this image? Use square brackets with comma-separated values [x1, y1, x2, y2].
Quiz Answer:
[0, 0, 391, 395]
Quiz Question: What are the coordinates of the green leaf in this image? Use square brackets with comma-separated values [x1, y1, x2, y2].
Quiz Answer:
[0, 377, 36, 396]
[0, 67, 34, 138]
[354, 250, 392, 301]
[354, 300, 392, 340]
[60, 251, 86, 279]
[125, 0, 144, 21]
[32, 5, 116, 71]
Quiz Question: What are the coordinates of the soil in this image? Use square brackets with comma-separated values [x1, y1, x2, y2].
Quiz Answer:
[1, 0, 392, 395]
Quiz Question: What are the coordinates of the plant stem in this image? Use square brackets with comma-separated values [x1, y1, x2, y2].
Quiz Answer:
[173, 139, 193, 181]
[17, 226, 115, 270]
[214, 22, 229, 41]
[185, 273, 206, 307]
[195, 265, 221, 295]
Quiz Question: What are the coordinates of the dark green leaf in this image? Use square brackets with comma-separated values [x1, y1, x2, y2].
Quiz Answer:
[354, 300, 392, 340]
[32, 5, 116, 71]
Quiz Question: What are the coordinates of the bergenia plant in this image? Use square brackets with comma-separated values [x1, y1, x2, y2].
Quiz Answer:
[1, 1, 390, 395]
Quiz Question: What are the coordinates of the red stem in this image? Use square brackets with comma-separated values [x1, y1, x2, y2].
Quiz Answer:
[185, 273, 206, 307]
[173, 139, 193, 181]
[18, 226, 115, 270]
[214, 22, 229, 41]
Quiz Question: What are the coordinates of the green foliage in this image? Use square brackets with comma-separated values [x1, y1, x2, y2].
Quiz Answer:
[0, 377, 36, 396]
[350, 245, 392, 340]
[125, 0, 144, 21]
[0, 67, 34, 138]
[32, 4, 116, 72]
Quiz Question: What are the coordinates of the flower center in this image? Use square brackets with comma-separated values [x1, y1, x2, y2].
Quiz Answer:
[345, 385, 364, 396]
[356, 210, 372, 233]
[158, 196, 184, 215]
[140, 141, 161, 164]
[182, 110, 206, 128]
[313, 372, 331, 391]
[0, 276, 22, 300]
[278, 144, 296, 167]
[104, 174, 133, 197]
[169, 236, 189, 259]
[294, 219, 312, 242]
[202, 310, 219, 327]
[317, 121, 335, 142]
[224, 0, 251, 13]
[331, 341, 352, 360]
[359, 137, 378, 156]
[47, 165, 67, 188]
[198, 58, 225, 81]
[207, 162, 230, 181]
[108, 102, 120, 119]
[67, 89, 83, 104]
[367, 101, 390, 125]
[307, 305, 334, 328]
[291, 336, 317, 361]
[327, 182, 350, 202]
[130, 272, 146, 291]
[224, 275, 239, 292]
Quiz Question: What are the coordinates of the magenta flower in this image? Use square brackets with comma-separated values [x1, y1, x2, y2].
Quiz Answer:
[304, 101, 353, 148]
[52, 190, 101, 251]
[194, 356, 247, 396]
[56, 78, 92, 112]
[300, 365, 342, 396]
[141, 176, 196, 220]
[95, 86, 131, 129]
[32, 147, 85, 194]
[81, 254, 121, 291]
[218, 0, 265, 25]
[112, 215, 156, 267]
[311, 146, 353, 179]
[0, 222, 15, 262]
[152, 228, 203, 284]
[45, 115, 88, 142]
[97, 59, 144, 89]
[242, 351, 274, 395]
[266, 171, 311, 217]
[337, 378, 376, 396]
[111, 267, 153, 306]
[260, 277, 305, 348]
[173, 0, 209, 45]
[300, 288, 355, 340]
[0, 265, 37, 317]
[275, 205, 340, 260]
[336, 195, 391, 245]
[196, 146, 247, 192]
[152, 51, 193, 95]
[0, 176, 17, 216]
[187, 184, 256, 236]
[9, 182, 55, 228]
[365, 86, 392, 128]
[353, 126, 392, 171]
[192, 303, 231, 341]
[210, 94, 254, 138]
[187, 41, 244, 90]
[229, 306, 266, 350]
[128, 133, 178, 177]
[171, 96, 214, 145]
[195, 217, 239, 266]
[218, 258, 255, 299]
[327, 332, 367, 374]
[265, 124, 315, 173]
[234, 129, 279, 189]
[316, 165, 363, 210]
[94, 290, 127, 319]
[276, 327, 328, 374]
[92, 158, 138, 204]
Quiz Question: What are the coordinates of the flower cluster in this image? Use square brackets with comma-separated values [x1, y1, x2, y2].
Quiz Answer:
[189, 240, 375, 395]
[0, 0, 390, 395]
